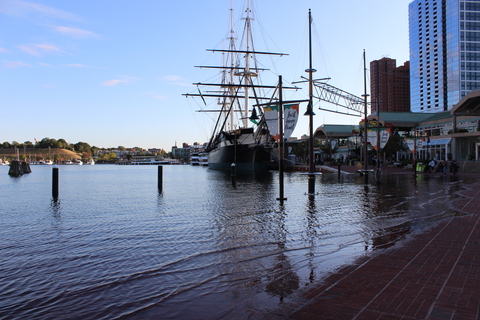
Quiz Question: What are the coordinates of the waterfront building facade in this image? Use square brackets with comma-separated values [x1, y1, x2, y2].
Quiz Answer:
[370, 58, 411, 113]
[409, 0, 480, 113]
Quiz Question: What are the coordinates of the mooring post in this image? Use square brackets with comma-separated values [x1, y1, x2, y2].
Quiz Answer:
[52, 167, 59, 200]
[231, 163, 236, 187]
[158, 165, 163, 192]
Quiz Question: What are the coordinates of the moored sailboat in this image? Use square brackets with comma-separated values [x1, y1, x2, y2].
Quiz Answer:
[184, 1, 292, 171]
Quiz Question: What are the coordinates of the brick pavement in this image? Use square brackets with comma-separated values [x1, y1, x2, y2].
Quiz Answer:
[263, 180, 480, 320]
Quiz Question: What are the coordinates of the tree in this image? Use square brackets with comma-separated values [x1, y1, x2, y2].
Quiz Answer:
[107, 152, 118, 161]
[90, 146, 99, 156]
[382, 133, 408, 159]
[57, 138, 68, 149]
[74, 142, 91, 153]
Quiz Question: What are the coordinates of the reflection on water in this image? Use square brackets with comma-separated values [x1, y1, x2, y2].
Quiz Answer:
[0, 165, 474, 319]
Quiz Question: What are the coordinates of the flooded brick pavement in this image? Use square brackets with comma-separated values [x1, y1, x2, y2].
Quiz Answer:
[263, 173, 480, 320]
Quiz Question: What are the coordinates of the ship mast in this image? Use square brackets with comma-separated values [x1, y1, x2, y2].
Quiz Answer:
[242, 0, 253, 127]
[228, 3, 236, 131]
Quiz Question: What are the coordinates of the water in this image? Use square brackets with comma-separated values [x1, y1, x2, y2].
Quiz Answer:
[0, 165, 475, 319]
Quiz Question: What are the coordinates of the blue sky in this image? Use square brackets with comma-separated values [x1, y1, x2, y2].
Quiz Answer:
[0, 0, 411, 151]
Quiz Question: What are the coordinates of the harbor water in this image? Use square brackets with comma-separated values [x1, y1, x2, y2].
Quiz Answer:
[0, 165, 475, 319]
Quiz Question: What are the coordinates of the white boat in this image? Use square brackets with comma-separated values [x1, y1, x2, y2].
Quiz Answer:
[37, 160, 53, 165]
[190, 152, 200, 166]
[64, 160, 73, 165]
[131, 158, 168, 165]
[73, 159, 83, 165]
[86, 159, 95, 165]
[199, 153, 209, 166]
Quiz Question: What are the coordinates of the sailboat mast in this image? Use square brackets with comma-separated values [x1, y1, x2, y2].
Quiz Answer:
[242, 0, 253, 128]
[363, 49, 369, 171]
[228, 3, 236, 131]
[306, 9, 317, 195]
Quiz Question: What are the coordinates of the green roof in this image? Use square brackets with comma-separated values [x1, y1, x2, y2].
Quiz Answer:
[371, 112, 433, 123]
[319, 124, 358, 134]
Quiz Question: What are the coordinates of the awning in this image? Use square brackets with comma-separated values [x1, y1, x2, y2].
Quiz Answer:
[424, 138, 451, 146]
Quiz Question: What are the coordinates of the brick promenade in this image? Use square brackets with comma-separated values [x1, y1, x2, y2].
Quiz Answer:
[263, 170, 480, 319]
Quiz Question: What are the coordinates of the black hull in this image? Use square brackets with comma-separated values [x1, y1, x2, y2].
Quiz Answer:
[208, 144, 272, 171]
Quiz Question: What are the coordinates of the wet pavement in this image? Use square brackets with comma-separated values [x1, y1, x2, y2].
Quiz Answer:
[261, 169, 480, 319]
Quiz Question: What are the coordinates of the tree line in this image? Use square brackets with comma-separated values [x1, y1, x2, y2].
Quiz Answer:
[1, 138, 95, 154]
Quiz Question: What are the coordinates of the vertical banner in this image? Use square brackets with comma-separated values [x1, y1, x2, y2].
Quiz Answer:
[263, 104, 299, 142]
[283, 104, 299, 141]
[264, 105, 280, 141]
[405, 138, 423, 153]
[366, 128, 390, 150]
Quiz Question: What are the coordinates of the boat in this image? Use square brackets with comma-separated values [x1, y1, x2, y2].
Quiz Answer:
[86, 159, 95, 165]
[73, 159, 83, 165]
[199, 153, 209, 166]
[130, 157, 169, 165]
[183, 1, 292, 171]
[37, 160, 53, 165]
[190, 152, 200, 166]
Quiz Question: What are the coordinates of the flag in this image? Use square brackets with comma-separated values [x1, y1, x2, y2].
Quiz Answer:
[263, 104, 300, 142]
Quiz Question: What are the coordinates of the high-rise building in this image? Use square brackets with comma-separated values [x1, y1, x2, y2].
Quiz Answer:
[370, 58, 411, 113]
[409, 0, 480, 113]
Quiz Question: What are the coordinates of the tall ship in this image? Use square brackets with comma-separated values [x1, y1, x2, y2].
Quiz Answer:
[184, 1, 289, 171]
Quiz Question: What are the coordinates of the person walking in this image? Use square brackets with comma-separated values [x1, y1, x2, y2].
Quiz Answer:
[428, 159, 436, 173]
[452, 160, 459, 175]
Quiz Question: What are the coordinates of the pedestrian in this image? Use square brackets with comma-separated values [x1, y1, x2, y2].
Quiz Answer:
[428, 159, 436, 173]
[452, 160, 459, 175]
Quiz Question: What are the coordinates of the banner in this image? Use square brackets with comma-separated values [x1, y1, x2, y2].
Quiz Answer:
[366, 128, 390, 150]
[405, 138, 423, 153]
[263, 104, 299, 142]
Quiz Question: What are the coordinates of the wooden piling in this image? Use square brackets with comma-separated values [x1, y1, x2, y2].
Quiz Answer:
[231, 163, 236, 187]
[52, 167, 59, 200]
[22, 161, 32, 174]
[158, 165, 163, 192]
[8, 160, 24, 177]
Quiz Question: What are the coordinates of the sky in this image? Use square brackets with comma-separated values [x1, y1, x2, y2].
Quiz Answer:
[0, 0, 412, 151]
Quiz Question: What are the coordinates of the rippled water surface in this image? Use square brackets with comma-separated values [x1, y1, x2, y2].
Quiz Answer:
[0, 165, 475, 319]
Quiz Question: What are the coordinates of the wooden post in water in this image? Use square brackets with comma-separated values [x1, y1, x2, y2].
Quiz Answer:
[158, 165, 163, 193]
[52, 167, 59, 200]
[277, 75, 287, 203]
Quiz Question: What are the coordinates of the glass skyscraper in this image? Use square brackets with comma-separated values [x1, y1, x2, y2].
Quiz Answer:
[409, 0, 480, 113]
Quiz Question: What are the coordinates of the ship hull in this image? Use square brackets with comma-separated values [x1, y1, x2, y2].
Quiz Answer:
[208, 144, 272, 171]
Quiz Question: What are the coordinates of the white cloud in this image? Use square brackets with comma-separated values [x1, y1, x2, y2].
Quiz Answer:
[161, 75, 190, 86]
[42, 84, 55, 88]
[3, 60, 31, 68]
[101, 79, 125, 87]
[101, 76, 141, 86]
[53, 26, 99, 39]
[18, 44, 64, 56]
[63, 63, 87, 68]
[0, 47, 8, 53]
[162, 75, 184, 82]
[146, 92, 168, 100]
[0, 0, 83, 22]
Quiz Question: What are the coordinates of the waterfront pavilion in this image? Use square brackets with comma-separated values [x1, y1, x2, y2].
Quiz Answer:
[313, 124, 360, 160]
